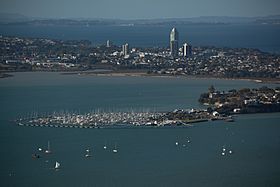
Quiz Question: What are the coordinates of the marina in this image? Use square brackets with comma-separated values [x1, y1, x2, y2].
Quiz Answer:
[15, 108, 233, 129]
[16, 111, 164, 128]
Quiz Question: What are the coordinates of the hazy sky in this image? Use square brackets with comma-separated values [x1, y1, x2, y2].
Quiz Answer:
[0, 0, 280, 19]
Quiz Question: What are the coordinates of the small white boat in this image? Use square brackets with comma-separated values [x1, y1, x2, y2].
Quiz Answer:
[85, 149, 91, 157]
[54, 161, 61, 169]
[175, 142, 179, 146]
[113, 144, 118, 153]
[103, 141, 107, 149]
[45, 141, 52, 154]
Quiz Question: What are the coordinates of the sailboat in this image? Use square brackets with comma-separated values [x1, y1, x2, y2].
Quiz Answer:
[113, 143, 118, 153]
[54, 161, 61, 169]
[85, 149, 91, 157]
[103, 141, 107, 150]
[45, 141, 52, 154]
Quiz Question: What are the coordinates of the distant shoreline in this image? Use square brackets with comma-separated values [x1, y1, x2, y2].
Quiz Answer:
[61, 70, 280, 84]
[0, 73, 13, 79]
[2, 70, 280, 84]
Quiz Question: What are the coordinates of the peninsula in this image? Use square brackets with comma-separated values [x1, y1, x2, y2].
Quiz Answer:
[1, 35, 279, 82]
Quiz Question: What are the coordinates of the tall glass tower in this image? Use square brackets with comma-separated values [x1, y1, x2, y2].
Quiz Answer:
[170, 28, 179, 58]
[122, 43, 129, 56]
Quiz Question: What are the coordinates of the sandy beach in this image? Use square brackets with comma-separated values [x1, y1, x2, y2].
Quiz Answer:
[61, 70, 280, 84]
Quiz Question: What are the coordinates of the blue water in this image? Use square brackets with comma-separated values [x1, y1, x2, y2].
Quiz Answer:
[0, 72, 280, 186]
[1, 24, 280, 53]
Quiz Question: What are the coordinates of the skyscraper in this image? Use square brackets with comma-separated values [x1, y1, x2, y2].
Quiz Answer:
[170, 28, 179, 58]
[122, 43, 129, 56]
[106, 40, 112, 48]
[183, 43, 192, 57]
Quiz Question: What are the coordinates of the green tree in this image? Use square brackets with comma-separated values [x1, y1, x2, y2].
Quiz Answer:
[208, 85, 215, 93]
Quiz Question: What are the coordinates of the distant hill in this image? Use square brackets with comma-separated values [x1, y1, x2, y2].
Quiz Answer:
[0, 13, 280, 25]
[255, 15, 280, 24]
[0, 13, 30, 23]
[133, 15, 280, 25]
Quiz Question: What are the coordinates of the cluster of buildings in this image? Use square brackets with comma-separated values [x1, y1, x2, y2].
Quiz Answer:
[151, 46, 280, 79]
[103, 27, 191, 61]
[169, 28, 192, 58]
[115, 28, 192, 59]
[0, 36, 90, 72]
[199, 86, 280, 114]
[1, 29, 279, 80]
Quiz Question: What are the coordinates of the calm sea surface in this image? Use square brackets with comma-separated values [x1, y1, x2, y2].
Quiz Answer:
[0, 24, 280, 53]
[0, 72, 280, 187]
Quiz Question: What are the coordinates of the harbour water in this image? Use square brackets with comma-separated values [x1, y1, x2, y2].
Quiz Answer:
[0, 72, 280, 186]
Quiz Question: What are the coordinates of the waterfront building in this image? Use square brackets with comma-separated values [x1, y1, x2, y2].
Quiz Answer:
[183, 43, 192, 57]
[170, 28, 179, 58]
[122, 43, 129, 56]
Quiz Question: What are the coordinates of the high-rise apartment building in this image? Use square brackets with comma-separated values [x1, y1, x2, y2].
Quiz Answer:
[170, 28, 179, 58]
[122, 43, 129, 56]
[183, 43, 192, 57]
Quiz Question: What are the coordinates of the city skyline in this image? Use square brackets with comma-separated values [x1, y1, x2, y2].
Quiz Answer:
[0, 0, 280, 19]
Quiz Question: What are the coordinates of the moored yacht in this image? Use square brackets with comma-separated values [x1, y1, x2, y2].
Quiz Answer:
[113, 143, 118, 153]
[85, 149, 92, 157]
[45, 141, 52, 154]
[103, 141, 107, 149]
